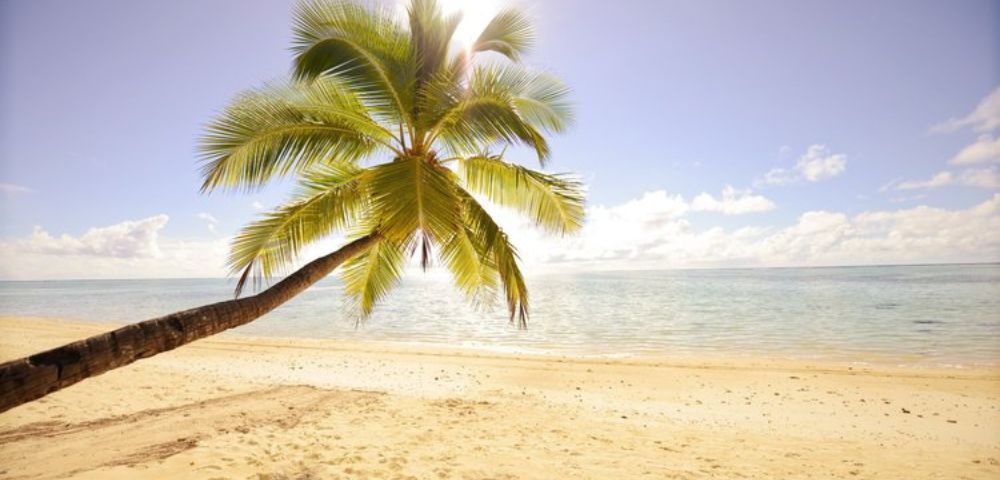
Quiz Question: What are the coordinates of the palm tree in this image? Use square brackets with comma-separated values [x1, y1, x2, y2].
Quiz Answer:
[0, 0, 582, 413]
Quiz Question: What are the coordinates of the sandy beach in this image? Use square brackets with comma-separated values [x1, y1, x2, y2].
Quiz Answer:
[0, 316, 997, 479]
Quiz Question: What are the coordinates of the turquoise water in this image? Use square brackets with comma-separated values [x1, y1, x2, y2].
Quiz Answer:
[1, 264, 998, 366]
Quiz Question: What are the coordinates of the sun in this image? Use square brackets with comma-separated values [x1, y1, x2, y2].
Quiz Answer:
[436, 0, 501, 49]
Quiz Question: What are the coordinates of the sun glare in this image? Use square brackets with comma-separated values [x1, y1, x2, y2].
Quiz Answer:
[436, 0, 501, 49]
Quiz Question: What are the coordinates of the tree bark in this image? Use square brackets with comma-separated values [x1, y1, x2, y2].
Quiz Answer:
[0, 234, 380, 414]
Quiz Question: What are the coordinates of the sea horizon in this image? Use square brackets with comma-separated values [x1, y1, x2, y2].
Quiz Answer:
[2, 260, 996, 283]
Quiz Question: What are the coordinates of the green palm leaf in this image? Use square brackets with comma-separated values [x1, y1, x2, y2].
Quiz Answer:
[408, 0, 463, 87]
[472, 9, 535, 61]
[428, 63, 572, 165]
[439, 222, 499, 307]
[470, 63, 573, 134]
[460, 155, 584, 234]
[340, 234, 407, 319]
[435, 95, 551, 163]
[200, 79, 391, 192]
[228, 163, 369, 296]
[457, 189, 529, 327]
[293, 0, 416, 125]
[366, 156, 462, 251]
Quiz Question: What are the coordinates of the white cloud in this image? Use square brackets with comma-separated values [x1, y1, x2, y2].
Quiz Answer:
[196, 212, 218, 224]
[757, 167, 794, 186]
[495, 192, 1000, 271]
[950, 135, 1000, 165]
[15, 215, 170, 258]
[886, 90, 1000, 195]
[878, 179, 901, 193]
[896, 167, 1000, 190]
[691, 185, 775, 215]
[757, 144, 847, 186]
[252, 201, 265, 210]
[594, 190, 690, 226]
[929, 88, 1000, 176]
[795, 145, 847, 181]
[888, 194, 927, 204]
[931, 87, 1000, 134]
[954, 170, 990, 188]
[959, 168, 1000, 189]
[0, 215, 232, 280]
[0, 183, 32, 197]
[196, 212, 219, 233]
[896, 171, 954, 190]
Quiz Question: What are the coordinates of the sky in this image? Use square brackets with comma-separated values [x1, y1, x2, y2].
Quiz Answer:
[0, 0, 998, 280]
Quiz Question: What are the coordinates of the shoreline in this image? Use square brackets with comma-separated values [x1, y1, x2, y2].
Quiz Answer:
[3, 315, 998, 372]
[1, 315, 998, 479]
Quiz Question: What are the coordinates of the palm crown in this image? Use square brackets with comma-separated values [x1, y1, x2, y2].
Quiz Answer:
[199, 0, 583, 327]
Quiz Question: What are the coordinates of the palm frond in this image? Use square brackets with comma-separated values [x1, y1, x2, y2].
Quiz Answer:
[472, 9, 534, 61]
[456, 188, 529, 328]
[471, 63, 573, 133]
[293, 0, 416, 124]
[439, 221, 498, 307]
[366, 156, 462, 251]
[228, 163, 369, 296]
[460, 155, 584, 234]
[340, 234, 407, 320]
[408, 0, 462, 87]
[413, 58, 466, 135]
[429, 63, 573, 165]
[435, 95, 551, 164]
[200, 79, 388, 192]
[511, 78, 573, 134]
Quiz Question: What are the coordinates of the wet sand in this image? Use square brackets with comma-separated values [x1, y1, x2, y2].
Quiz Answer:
[0, 316, 998, 479]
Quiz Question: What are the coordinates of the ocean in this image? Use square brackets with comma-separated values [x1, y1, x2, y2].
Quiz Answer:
[1, 264, 998, 367]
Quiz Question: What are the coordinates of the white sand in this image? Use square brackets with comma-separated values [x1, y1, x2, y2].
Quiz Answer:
[1, 316, 998, 479]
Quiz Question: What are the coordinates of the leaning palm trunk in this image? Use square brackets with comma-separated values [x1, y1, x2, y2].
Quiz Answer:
[0, 234, 379, 414]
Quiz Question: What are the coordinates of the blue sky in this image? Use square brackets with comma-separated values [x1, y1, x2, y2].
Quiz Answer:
[1, 0, 998, 279]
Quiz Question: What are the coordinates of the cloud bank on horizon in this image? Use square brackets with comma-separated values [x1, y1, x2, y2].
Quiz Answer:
[2, 191, 997, 280]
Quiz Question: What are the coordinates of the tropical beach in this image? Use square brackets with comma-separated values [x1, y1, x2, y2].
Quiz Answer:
[2, 316, 998, 479]
[2, 0, 999, 478]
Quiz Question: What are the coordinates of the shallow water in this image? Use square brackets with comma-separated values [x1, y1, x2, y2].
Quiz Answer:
[1, 264, 998, 366]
